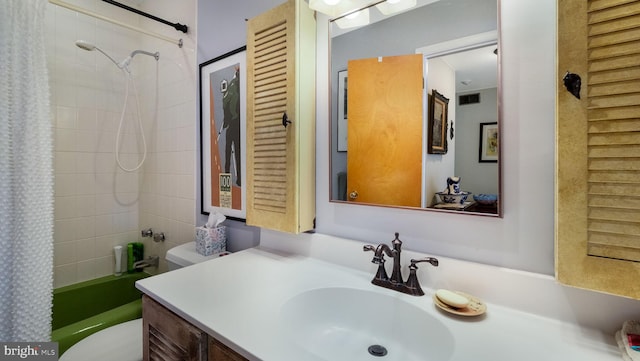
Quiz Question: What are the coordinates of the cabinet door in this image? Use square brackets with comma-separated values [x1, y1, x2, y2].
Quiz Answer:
[208, 337, 248, 361]
[142, 295, 207, 361]
[556, 0, 640, 299]
[246, 0, 316, 233]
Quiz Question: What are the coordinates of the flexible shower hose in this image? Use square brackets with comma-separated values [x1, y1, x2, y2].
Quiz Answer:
[115, 69, 147, 172]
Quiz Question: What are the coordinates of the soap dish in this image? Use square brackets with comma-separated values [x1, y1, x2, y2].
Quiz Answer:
[615, 331, 635, 361]
[619, 320, 640, 361]
[433, 291, 487, 316]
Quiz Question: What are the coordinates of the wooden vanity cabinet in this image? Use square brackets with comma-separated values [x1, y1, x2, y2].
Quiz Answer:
[142, 295, 248, 361]
[208, 338, 248, 361]
[142, 295, 207, 361]
[245, 0, 316, 234]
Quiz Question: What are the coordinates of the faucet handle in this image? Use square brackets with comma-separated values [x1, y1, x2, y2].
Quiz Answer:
[410, 257, 439, 269]
[405, 257, 439, 296]
[363, 244, 389, 282]
[363, 245, 385, 265]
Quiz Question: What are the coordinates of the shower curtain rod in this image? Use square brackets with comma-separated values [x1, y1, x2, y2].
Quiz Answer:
[101, 0, 188, 34]
[48, 0, 183, 48]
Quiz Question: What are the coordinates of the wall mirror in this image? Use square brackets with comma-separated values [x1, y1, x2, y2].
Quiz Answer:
[329, 0, 501, 216]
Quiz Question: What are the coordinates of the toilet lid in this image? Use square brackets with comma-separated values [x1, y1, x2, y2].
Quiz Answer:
[166, 242, 226, 267]
[59, 319, 142, 361]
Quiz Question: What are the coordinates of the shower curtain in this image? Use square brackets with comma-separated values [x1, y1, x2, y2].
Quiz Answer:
[0, 0, 54, 341]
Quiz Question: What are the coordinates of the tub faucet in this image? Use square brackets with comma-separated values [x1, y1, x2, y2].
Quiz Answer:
[133, 256, 159, 270]
[363, 232, 438, 296]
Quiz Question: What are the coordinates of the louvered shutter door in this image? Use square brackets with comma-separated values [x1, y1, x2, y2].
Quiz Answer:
[585, 1, 640, 260]
[246, 0, 315, 233]
[557, 0, 640, 298]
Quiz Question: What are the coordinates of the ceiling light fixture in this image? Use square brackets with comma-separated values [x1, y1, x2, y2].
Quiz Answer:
[335, 7, 370, 28]
[309, 0, 372, 18]
[375, 0, 416, 15]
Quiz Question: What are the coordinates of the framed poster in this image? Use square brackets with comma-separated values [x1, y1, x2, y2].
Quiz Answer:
[479, 122, 499, 162]
[428, 89, 449, 154]
[337, 70, 348, 152]
[199, 46, 247, 219]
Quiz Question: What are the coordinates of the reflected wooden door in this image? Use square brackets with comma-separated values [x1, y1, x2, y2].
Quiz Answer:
[347, 54, 423, 207]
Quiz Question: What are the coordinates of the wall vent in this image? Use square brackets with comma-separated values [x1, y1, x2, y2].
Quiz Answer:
[459, 93, 480, 105]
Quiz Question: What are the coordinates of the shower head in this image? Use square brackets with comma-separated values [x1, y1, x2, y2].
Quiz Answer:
[75, 40, 95, 51]
[75, 40, 159, 72]
[75, 40, 121, 69]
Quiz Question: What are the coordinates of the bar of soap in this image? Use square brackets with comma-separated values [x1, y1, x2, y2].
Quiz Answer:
[435, 289, 470, 308]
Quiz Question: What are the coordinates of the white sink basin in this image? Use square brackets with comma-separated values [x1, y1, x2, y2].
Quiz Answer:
[279, 287, 455, 361]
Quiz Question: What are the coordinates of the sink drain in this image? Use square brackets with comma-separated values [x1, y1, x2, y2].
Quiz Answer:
[368, 345, 388, 357]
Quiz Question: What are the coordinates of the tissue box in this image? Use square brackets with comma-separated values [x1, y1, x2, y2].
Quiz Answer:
[195, 226, 227, 256]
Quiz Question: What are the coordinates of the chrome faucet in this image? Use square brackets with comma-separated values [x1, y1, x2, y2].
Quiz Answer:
[133, 256, 159, 270]
[363, 233, 438, 296]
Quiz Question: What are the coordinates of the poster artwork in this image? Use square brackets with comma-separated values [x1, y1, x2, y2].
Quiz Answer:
[209, 63, 242, 210]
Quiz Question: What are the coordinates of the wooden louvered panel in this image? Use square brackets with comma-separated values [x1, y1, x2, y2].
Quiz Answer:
[589, 194, 640, 209]
[589, 144, 640, 154]
[589, 183, 640, 195]
[589, 220, 640, 238]
[588, 0, 639, 12]
[254, 23, 286, 53]
[588, 43, 640, 64]
[588, 119, 640, 133]
[589, 145, 640, 158]
[246, 0, 315, 234]
[142, 295, 205, 361]
[589, 132, 640, 146]
[588, 1, 640, 23]
[588, 243, 640, 262]
[588, 105, 640, 121]
[589, 158, 640, 170]
[589, 67, 640, 85]
[251, 18, 289, 214]
[589, 26, 640, 48]
[589, 81, 640, 97]
[590, 207, 640, 222]
[589, 13, 640, 35]
[589, 53, 640, 73]
[589, 169, 640, 182]
[149, 325, 188, 361]
[585, 0, 640, 261]
[589, 93, 640, 108]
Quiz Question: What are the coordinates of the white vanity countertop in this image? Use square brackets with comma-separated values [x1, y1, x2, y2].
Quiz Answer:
[136, 246, 624, 361]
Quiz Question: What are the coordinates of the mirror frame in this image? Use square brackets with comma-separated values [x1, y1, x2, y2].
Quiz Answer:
[327, 0, 503, 217]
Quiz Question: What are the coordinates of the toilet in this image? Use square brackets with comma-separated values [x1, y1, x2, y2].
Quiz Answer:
[59, 319, 143, 361]
[165, 242, 230, 271]
[60, 242, 227, 361]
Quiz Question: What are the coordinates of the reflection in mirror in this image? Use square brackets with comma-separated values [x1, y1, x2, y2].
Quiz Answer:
[329, 0, 501, 216]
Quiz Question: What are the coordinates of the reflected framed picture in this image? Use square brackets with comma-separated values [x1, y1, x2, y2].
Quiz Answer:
[337, 70, 348, 152]
[428, 89, 449, 154]
[479, 122, 498, 163]
[199, 46, 247, 219]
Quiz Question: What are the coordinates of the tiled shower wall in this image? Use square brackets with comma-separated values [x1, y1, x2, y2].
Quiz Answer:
[46, 0, 197, 287]
[136, 0, 198, 274]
